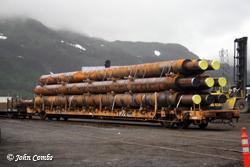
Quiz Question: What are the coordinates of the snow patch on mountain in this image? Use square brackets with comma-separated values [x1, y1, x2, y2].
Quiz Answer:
[17, 56, 24, 59]
[60, 40, 86, 51]
[70, 43, 86, 51]
[154, 50, 161, 56]
[0, 33, 7, 40]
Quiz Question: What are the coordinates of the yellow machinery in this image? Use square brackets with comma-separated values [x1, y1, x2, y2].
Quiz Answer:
[217, 37, 248, 113]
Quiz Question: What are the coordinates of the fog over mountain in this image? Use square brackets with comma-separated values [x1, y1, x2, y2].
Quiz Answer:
[0, 0, 249, 97]
[0, 18, 201, 97]
[0, 0, 250, 66]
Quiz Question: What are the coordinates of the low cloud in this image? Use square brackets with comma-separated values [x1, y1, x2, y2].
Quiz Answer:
[0, 0, 250, 68]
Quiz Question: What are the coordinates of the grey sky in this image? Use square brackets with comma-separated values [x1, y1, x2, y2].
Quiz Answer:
[0, 0, 250, 65]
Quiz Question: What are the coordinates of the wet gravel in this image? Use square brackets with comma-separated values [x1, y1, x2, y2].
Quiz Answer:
[0, 114, 249, 167]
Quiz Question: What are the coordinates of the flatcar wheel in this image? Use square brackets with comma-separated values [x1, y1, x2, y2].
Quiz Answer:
[176, 121, 191, 129]
[56, 117, 61, 121]
[198, 122, 208, 129]
[178, 112, 191, 129]
[7, 113, 12, 119]
[160, 121, 171, 128]
[63, 117, 68, 121]
[39, 111, 46, 120]
[48, 116, 53, 121]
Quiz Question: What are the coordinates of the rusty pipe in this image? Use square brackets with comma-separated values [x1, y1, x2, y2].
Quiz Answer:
[35, 96, 68, 107]
[213, 94, 227, 103]
[34, 92, 202, 109]
[214, 77, 227, 87]
[207, 60, 221, 70]
[39, 59, 210, 85]
[16, 100, 33, 107]
[200, 94, 215, 105]
[197, 77, 215, 88]
[34, 76, 200, 96]
[185, 59, 208, 71]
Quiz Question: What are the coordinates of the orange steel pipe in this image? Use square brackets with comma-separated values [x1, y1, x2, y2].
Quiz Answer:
[34, 76, 200, 96]
[34, 92, 201, 109]
[200, 94, 215, 105]
[39, 59, 209, 85]
[214, 77, 227, 87]
[213, 94, 227, 103]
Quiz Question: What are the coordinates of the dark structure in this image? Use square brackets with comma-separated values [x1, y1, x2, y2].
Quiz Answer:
[234, 37, 248, 97]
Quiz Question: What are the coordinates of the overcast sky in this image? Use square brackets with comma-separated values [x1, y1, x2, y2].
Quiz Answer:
[0, 0, 250, 65]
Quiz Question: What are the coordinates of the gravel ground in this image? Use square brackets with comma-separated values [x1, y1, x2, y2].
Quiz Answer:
[1, 114, 250, 167]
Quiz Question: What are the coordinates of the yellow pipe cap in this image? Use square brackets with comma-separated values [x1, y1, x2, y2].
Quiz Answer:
[198, 60, 208, 70]
[205, 77, 215, 88]
[192, 94, 202, 104]
[210, 60, 220, 70]
[218, 77, 227, 87]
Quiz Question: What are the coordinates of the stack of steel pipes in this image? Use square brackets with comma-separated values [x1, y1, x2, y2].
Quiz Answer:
[33, 59, 227, 111]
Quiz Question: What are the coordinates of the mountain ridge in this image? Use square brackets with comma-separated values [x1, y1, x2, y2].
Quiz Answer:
[0, 18, 247, 98]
